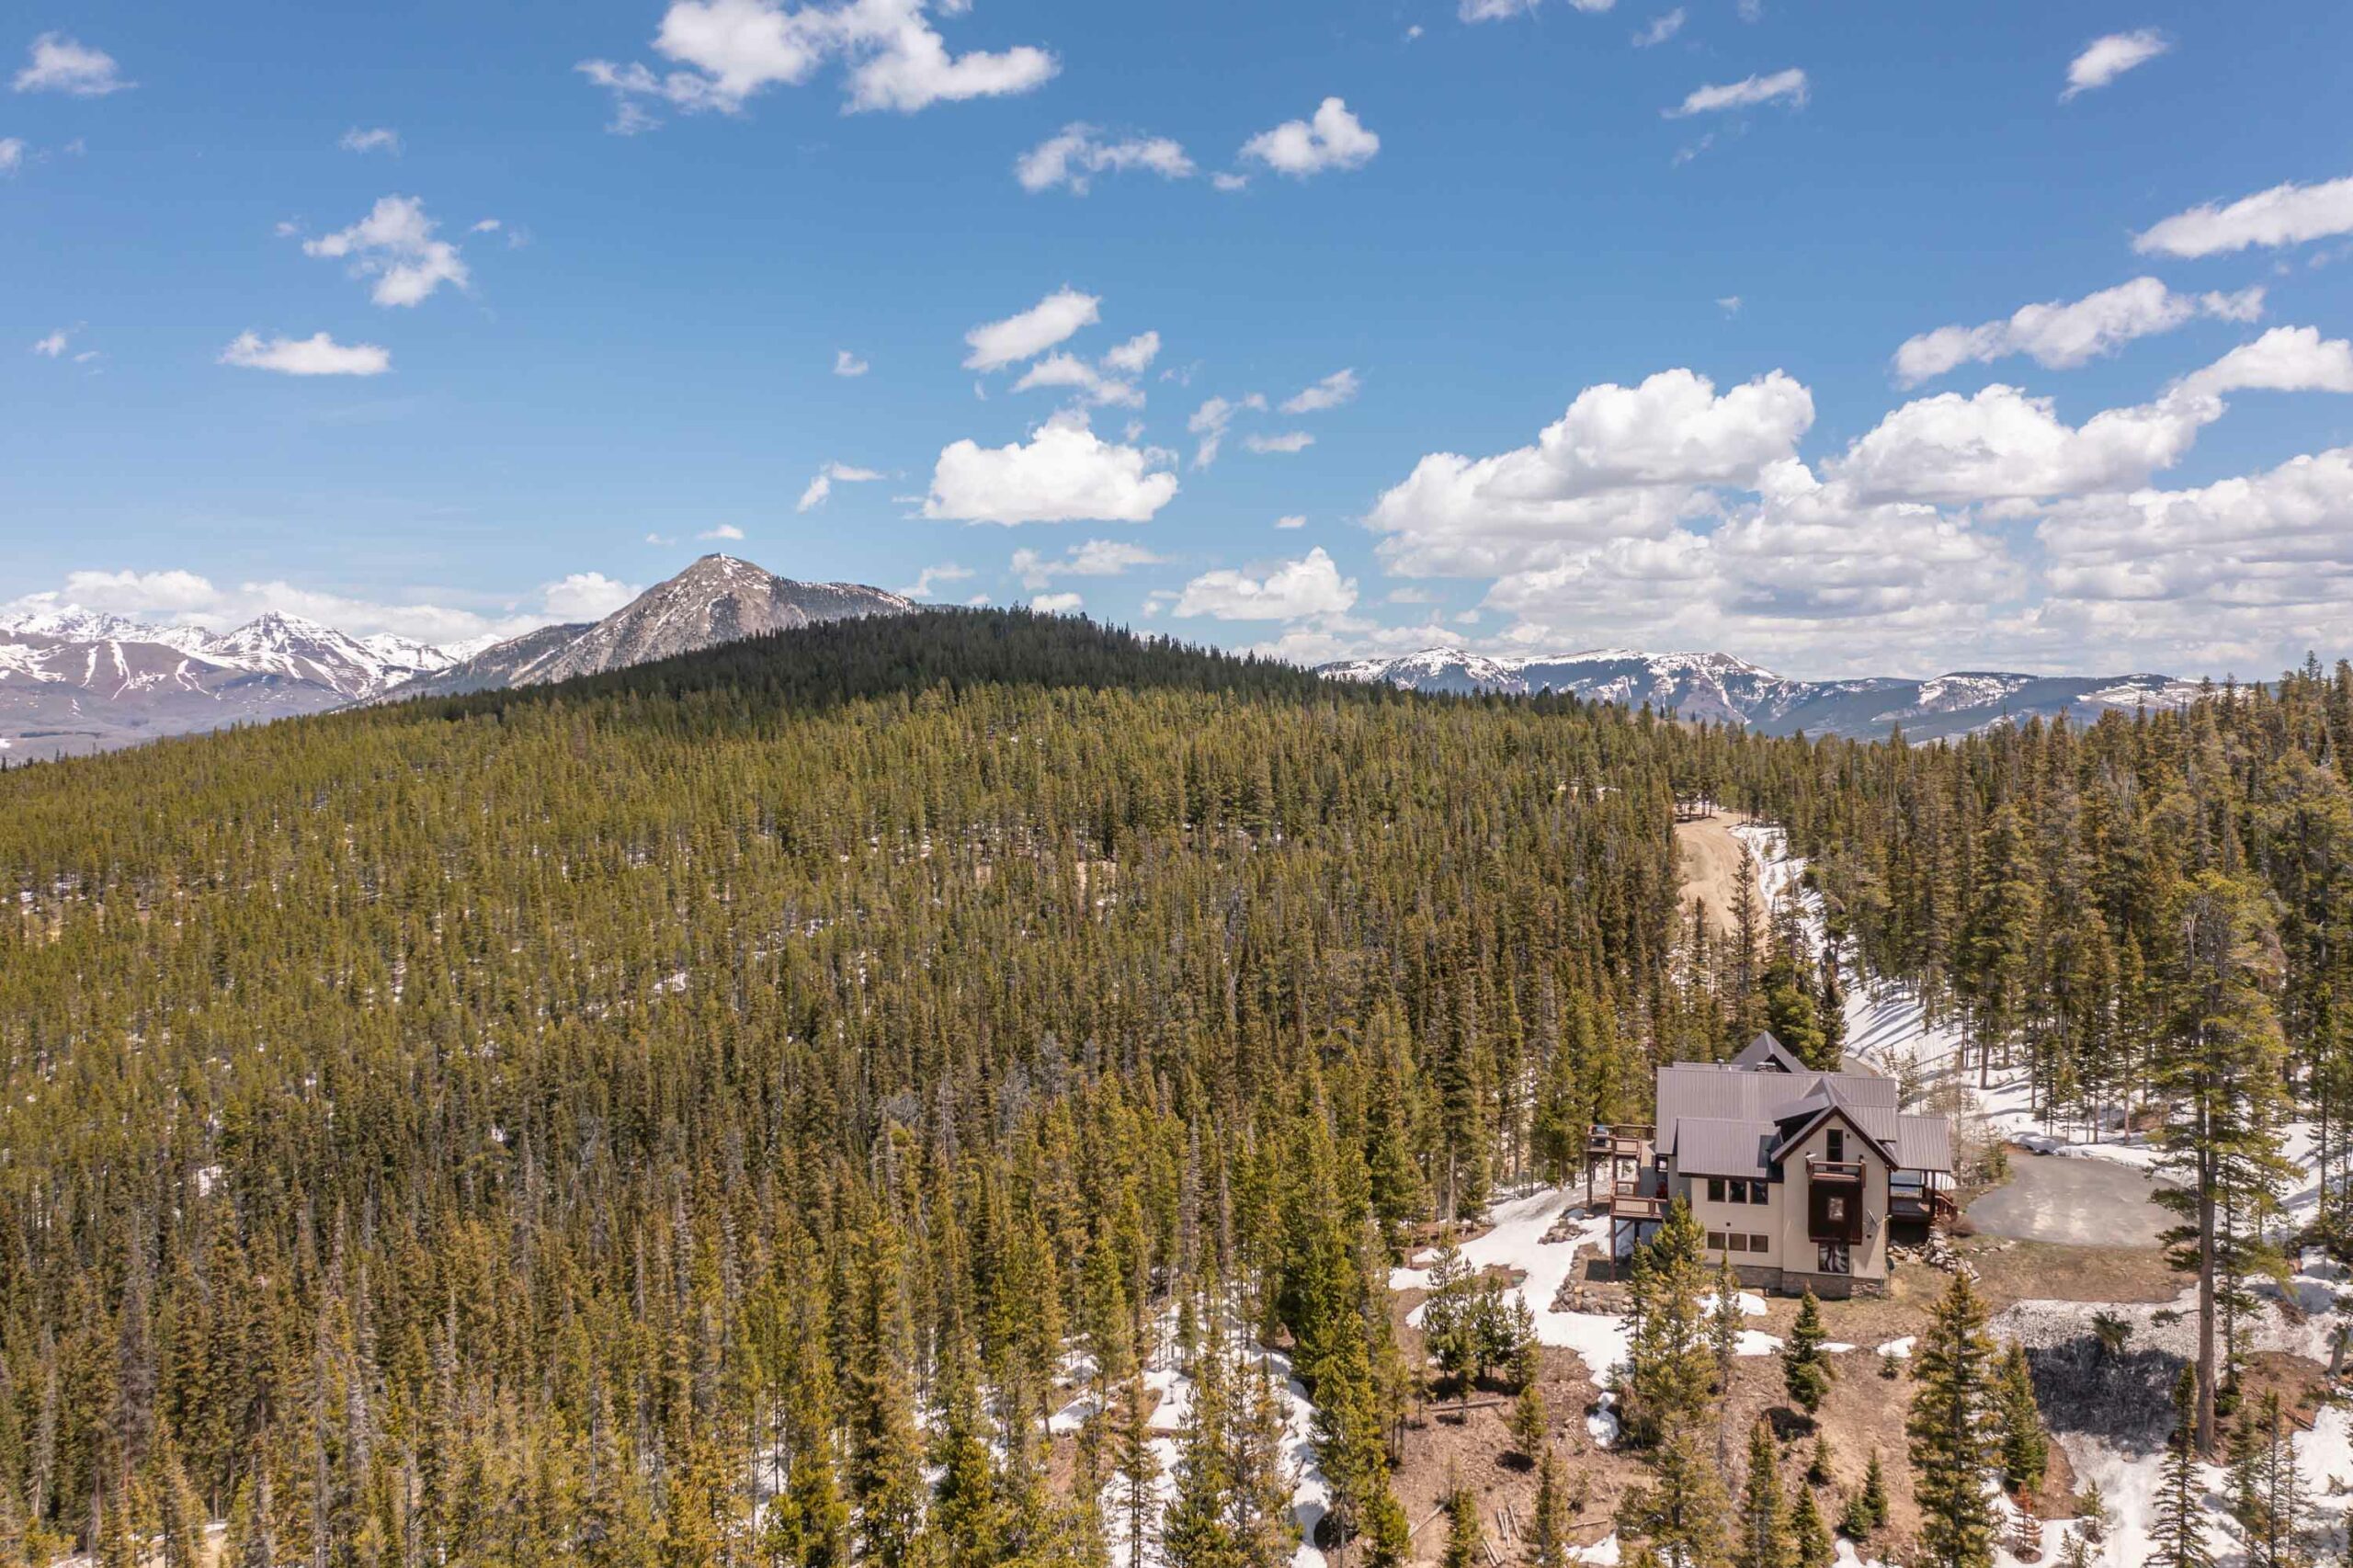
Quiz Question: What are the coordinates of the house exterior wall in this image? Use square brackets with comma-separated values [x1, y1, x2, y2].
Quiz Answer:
[1773, 1120, 1891, 1295]
[1675, 1171, 1782, 1267]
[1665, 1118, 1893, 1298]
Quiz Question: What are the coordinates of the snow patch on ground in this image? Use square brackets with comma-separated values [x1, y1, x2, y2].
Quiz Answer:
[1088, 1317, 1330, 1568]
[1388, 1186, 1784, 1381]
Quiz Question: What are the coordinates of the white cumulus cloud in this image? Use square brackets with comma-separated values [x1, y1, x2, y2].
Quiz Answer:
[1245, 432, 1314, 455]
[925, 412, 1179, 525]
[796, 460, 885, 512]
[2134, 175, 2353, 259]
[1187, 392, 1267, 469]
[835, 348, 870, 377]
[1893, 278, 2264, 386]
[1835, 383, 2217, 506]
[2062, 29, 2169, 101]
[1175, 548, 1358, 621]
[964, 287, 1100, 371]
[13, 33, 130, 96]
[579, 0, 1056, 129]
[2175, 325, 2353, 400]
[339, 127, 402, 154]
[1011, 539, 1167, 589]
[1240, 97, 1380, 178]
[1281, 368, 1359, 415]
[544, 573, 642, 620]
[1017, 125, 1194, 194]
[1367, 368, 1815, 574]
[301, 195, 470, 307]
[219, 331, 392, 377]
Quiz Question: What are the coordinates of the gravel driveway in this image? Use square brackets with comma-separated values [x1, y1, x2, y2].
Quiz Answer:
[1964, 1150, 2175, 1248]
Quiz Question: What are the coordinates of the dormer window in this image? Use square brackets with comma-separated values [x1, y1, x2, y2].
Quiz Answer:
[1826, 1129, 1845, 1164]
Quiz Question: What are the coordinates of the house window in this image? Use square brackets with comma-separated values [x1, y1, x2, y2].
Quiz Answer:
[1708, 1232, 1727, 1251]
[1728, 1234, 1748, 1252]
[1818, 1242, 1850, 1275]
[1826, 1129, 1845, 1163]
[1824, 1196, 1847, 1225]
[1731, 1180, 1748, 1205]
[1750, 1179, 1770, 1203]
[1707, 1177, 1725, 1203]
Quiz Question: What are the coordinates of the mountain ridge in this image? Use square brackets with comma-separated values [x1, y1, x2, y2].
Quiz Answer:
[1318, 645, 2203, 741]
[1, 555, 917, 755]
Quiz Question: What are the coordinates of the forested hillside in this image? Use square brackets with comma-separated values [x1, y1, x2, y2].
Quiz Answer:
[1, 611, 2349, 1565]
[0, 611, 1733, 1563]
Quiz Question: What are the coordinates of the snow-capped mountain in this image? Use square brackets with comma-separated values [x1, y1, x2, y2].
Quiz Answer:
[388, 555, 915, 700]
[1319, 646, 2205, 742]
[0, 607, 478, 756]
[199, 612, 450, 700]
[1, 556, 915, 756]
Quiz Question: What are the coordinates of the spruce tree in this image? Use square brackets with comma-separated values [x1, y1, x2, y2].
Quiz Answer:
[1621, 1202, 1713, 1449]
[1782, 1291, 1831, 1418]
[1443, 1472, 1483, 1568]
[1617, 1422, 1730, 1568]
[1512, 1383, 1550, 1462]
[2145, 1369, 2212, 1568]
[1996, 1342, 2048, 1495]
[1907, 1272, 1999, 1568]
[1530, 1447, 1570, 1568]
[1788, 1488, 1832, 1568]
[1732, 1421, 1788, 1568]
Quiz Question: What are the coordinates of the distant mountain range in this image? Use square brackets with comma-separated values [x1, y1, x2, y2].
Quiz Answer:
[0, 556, 913, 757]
[4, 556, 2213, 757]
[1317, 646, 2207, 742]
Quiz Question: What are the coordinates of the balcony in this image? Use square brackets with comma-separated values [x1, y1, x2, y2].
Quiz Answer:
[1609, 1176, 1667, 1221]
[1587, 1123, 1654, 1161]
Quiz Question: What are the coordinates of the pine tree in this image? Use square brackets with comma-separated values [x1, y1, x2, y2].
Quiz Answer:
[845, 1225, 926, 1568]
[1907, 1272, 2000, 1568]
[1782, 1292, 1831, 1418]
[931, 1338, 1006, 1568]
[1111, 1368, 1160, 1568]
[1788, 1489, 1832, 1568]
[2145, 1368, 2212, 1568]
[1710, 1259, 1745, 1397]
[1443, 1472, 1483, 1568]
[1803, 1437, 1833, 1490]
[1996, 1342, 2048, 1495]
[2154, 871, 2292, 1456]
[1512, 1383, 1550, 1462]
[1732, 1421, 1788, 1568]
[1621, 1202, 1713, 1449]
[1530, 1447, 1570, 1568]
[1617, 1422, 1730, 1568]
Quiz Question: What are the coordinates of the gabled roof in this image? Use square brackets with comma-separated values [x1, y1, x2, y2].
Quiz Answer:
[1733, 1030, 1810, 1073]
[1654, 1032, 1953, 1175]
[1670, 1117, 1773, 1178]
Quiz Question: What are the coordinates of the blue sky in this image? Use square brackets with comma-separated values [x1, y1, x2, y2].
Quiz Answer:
[6, 0, 2353, 677]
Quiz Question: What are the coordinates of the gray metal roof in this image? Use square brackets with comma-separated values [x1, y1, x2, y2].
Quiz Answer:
[1672, 1117, 1772, 1177]
[1898, 1114, 1954, 1174]
[1655, 1049, 1950, 1175]
[1733, 1031, 1809, 1073]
